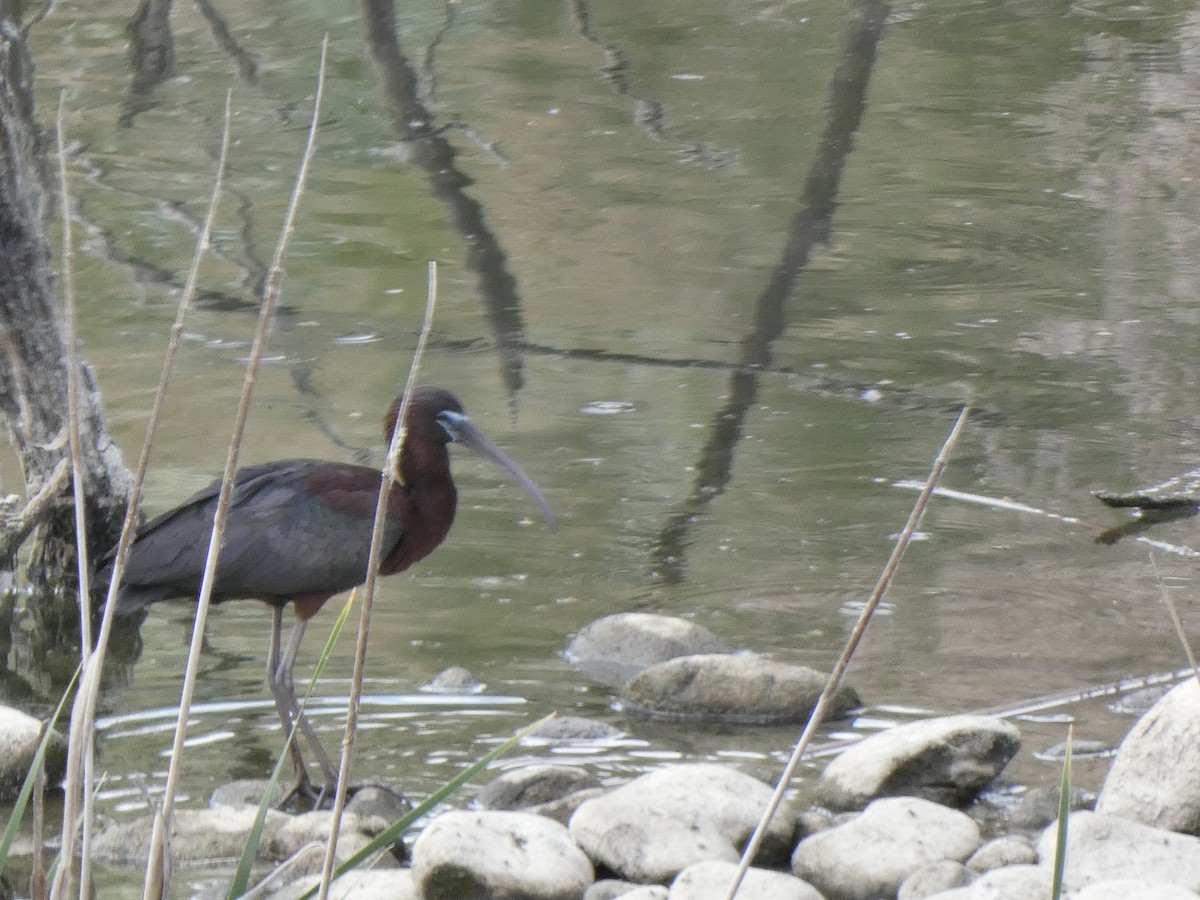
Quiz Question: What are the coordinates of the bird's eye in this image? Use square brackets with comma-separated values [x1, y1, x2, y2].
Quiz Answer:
[436, 410, 466, 442]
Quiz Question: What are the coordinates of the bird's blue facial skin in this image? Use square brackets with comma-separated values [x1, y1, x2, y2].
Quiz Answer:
[437, 410, 468, 442]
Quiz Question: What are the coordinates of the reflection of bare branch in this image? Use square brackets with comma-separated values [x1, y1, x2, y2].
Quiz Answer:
[228, 185, 268, 297]
[122, 0, 256, 127]
[19, 0, 56, 37]
[63, 143, 263, 312]
[569, 0, 734, 167]
[193, 0, 257, 82]
[121, 0, 175, 128]
[359, 0, 528, 400]
[423, 0, 459, 102]
[440, 334, 1002, 424]
[649, 0, 891, 584]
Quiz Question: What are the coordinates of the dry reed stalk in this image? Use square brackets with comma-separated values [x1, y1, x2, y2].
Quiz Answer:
[720, 405, 970, 900]
[48, 91, 234, 900]
[50, 88, 231, 897]
[140, 41, 328, 900]
[314, 261, 440, 900]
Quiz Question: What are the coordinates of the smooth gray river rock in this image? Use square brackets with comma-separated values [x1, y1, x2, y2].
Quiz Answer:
[620, 654, 858, 725]
[1096, 678, 1200, 834]
[564, 613, 729, 688]
[1005, 784, 1094, 830]
[476, 764, 602, 810]
[421, 665, 485, 694]
[476, 763, 605, 824]
[615, 888, 669, 900]
[412, 809, 593, 900]
[670, 861, 826, 900]
[526, 715, 624, 742]
[269, 870, 418, 899]
[0, 705, 65, 803]
[896, 861, 971, 899]
[1035, 811, 1200, 894]
[268, 810, 389, 873]
[1071, 880, 1200, 899]
[569, 763, 796, 883]
[818, 714, 1020, 810]
[91, 807, 291, 866]
[791, 797, 980, 900]
[919, 865, 1046, 900]
[583, 881, 652, 900]
[964, 835, 1036, 872]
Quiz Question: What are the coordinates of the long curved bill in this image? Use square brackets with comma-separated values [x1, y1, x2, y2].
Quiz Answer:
[457, 419, 557, 532]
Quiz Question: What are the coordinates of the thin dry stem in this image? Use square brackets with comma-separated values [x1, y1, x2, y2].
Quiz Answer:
[49, 92, 234, 900]
[57, 92, 90, 653]
[141, 45, 327, 899]
[31, 744, 46, 900]
[56, 88, 100, 900]
[316, 260, 440, 899]
[720, 405, 970, 900]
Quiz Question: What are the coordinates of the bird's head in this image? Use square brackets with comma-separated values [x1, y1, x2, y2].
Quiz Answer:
[384, 386, 556, 531]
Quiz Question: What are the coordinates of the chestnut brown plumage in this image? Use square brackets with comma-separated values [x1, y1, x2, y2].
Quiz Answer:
[101, 385, 555, 805]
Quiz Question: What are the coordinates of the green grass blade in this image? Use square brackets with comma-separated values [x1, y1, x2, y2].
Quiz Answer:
[226, 593, 357, 899]
[1050, 723, 1072, 900]
[293, 711, 557, 900]
[0, 661, 82, 877]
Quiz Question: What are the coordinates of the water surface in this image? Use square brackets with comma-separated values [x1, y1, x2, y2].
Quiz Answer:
[2, 0, 1199, 892]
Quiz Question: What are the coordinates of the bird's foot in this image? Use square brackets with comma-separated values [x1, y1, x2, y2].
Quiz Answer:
[280, 775, 332, 813]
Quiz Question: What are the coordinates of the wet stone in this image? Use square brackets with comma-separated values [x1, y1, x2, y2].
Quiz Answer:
[475, 764, 602, 812]
[818, 714, 1020, 810]
[422, 666, 484, 694]
[91, 807, 291, 866]
[1097, 679, 1200, 834]
[209, 778, 288, 809]
[670, 860, 825, 900]
[583, 880, 647, 900]
[569, 763, 796, 883]
[621, 654, 859, 725]
[920, 864, 1045, 900]
[1071, 880, 1200, 899]
[615, 888, 668, 900]
[269, 869, 418, 899]
[269, 810, 392, 863]
[564, 613, 729, 688]
[965, 835, 1036, 872]
[0, 705, 65, 804]
[791, 797, 980, 900]
[412, 809, 593, 900]
[345, 782, 411, 824]
[527, 716, 624, 742]
[897, 860, 972, 900]
[1036, 811, 1200, 894]
[614, 888, 672, 900]
[1006, 785, 1094, 831]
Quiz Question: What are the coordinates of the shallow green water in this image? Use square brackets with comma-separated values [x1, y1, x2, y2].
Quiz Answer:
[2, 0, 1200, 893]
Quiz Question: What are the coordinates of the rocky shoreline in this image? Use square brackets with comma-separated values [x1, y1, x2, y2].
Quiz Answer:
[3, 613, 1200, 898]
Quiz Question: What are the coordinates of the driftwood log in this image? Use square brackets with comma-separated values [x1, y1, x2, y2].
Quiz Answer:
[0, 14, 131, 593]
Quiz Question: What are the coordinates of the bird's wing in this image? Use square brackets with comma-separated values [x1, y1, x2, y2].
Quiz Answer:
[117, 460, 402, 602]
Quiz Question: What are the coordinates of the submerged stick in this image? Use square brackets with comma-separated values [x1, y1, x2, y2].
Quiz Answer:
[721, 405, 970, 900]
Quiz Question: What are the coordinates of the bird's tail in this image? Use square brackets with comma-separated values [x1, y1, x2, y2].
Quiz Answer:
[90, 562, 165, 619]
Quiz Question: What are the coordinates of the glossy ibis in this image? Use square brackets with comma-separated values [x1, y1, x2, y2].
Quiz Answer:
[102, 385, 555, 805]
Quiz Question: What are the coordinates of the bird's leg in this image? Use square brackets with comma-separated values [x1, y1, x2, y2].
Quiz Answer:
[275, 613, 341, 805]
[267, 605, 316, 805]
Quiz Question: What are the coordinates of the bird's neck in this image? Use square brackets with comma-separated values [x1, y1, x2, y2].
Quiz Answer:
[380, 442, 457, 575]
